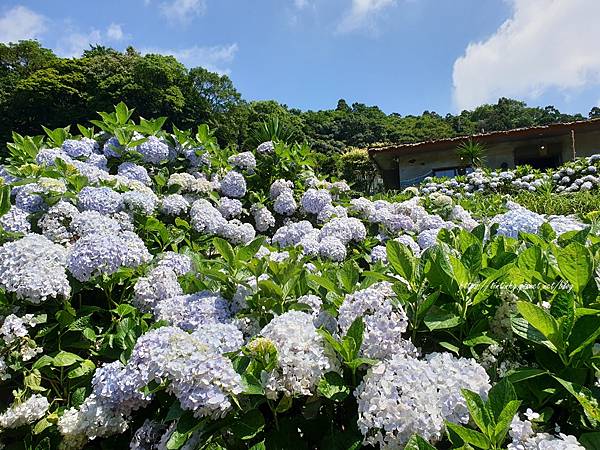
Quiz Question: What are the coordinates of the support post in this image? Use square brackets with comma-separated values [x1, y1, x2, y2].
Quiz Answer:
[571, 129, 576, 160]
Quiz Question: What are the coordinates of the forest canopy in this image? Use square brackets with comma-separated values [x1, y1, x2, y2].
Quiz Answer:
[1, 40, 598, 161]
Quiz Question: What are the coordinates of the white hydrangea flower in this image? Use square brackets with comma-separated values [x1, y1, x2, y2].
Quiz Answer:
[259, 311, 340, 399]
[0, 234, 70, 303]
[355, 352, 490, 448]
[0, 394, 49, 429]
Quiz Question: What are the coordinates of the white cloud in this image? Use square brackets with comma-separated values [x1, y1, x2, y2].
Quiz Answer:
[336, 0, 396, 33]
[159, 0, 206, 25]
[0, 5, 47, 43]
[55, 29, 103, 57]
[293, 0, 310, 9]
[141, 43, 238, 74]
[452, 0, 600, 110]
[106, 23, 125, 41]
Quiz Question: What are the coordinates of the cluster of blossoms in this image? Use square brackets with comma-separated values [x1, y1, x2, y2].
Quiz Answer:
[355, 352, 491, 448]
[0, 234, 70, 302]
[0, 314, 44, 364]
[338, 282, 416, 360]
[0, 394, 50, 430]
[507, 411, 584, 449]
[258, 311, 340, 399]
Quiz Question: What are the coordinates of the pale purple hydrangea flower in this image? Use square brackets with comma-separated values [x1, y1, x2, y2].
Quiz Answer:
[219, 171, 246, 198]
[154, 291, 231, 331]
[62, 138, 98, 158]
[122, 191, 157, 216]
[67, 231, 151, 282]
[117, 162, 152, 185]
[78, 186, 123, 214]
[301, 188, 332, 214]
[160, 193, 190, 216]
[257, 141, 275, 154]
[259, 311, 340, 399]
[218, 197, 243, 219]
[251, 204, 275, 232]
[0, 206, 30, 234]
[273, 189, 297, 216]
[228, 152, 256, 171]
[135, 136, 170, 164]
[269, 179, 293, 200]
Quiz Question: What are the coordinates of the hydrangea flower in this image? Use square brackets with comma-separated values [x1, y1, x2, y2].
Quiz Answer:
[78, 186, 123, 215]
[62, 138, 98, 158]
[160, 194, 190, 216]
[251, 204, 276, 232]
[155, 251, 193, 275]
[0, 206, 31, 234]
[219, 219, 256, 245]
[117, 162, 152, 185]
[355, 352, 490, 448]
[318, 236, 347, 261]
[273, 189, 297, 216]
[492, 203, 546, 239]
[259, 311, 340, 399]
[70, 210, 125, 238]
[301, 188, 332, 214]
[269, 179, 293, 200]
[257, 141, 275, 154]
[154, 291, 231, 331]
[133, 267, 183, 313]
[228, 152, 256, 171]
[190, 199, 227, 234]
[122, 190, 157, 216]
[102, 136, 123, 158]
[66, 231, 151, 282]
[219, 171, 246, 198]
[35, 148, 73, 166]
[217, 197, 243, 219]
[0, 234, 70, 303]
[338, 282, 414, 360]
[135, 136, 170, 164]
[507, 414, 584, 450]
[0, 394, 49, 429]
[127, 326, 243, 419]
[272, 220, 314, 247]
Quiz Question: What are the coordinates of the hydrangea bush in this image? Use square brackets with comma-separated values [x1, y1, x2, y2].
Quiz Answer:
[0, 103, 598, 449]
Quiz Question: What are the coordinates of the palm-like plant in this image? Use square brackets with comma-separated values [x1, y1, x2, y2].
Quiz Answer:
[456, 139, 487, 168]
[247, 117, 296, 148]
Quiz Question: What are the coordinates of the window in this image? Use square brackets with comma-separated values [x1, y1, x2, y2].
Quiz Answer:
[433, 166, 472, 178]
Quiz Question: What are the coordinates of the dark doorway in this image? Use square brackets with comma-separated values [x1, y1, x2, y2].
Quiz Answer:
[514, 142, 562, 169]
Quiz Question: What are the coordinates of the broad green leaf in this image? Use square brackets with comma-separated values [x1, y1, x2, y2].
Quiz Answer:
[553, 376, 600, 422]
[461, 389, 491, 433]
[493, 400, 521, 444]
[53, 351, 82, 367]
[230, 410, 265, 440]
[213, 237, 235, 265]
[386, 240, 415, 281]
[346, 317, 365, 356]
[445, 422, 489, 449]
[487, 378, 517, 421]
[516, 301, 560, 349]
[568, 315, 600, 358]
[424, 310, 462, 331]
[557, 242, 592, 294]
[318, 372, 350, 401]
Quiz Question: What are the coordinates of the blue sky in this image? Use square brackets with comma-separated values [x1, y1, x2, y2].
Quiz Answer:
[1, 0, 600, 116]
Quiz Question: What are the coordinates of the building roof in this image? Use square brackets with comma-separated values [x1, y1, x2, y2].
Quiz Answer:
[368, 118, 600, 156]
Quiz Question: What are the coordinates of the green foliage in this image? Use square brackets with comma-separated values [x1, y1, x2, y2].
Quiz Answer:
[456, 139, 487, 168]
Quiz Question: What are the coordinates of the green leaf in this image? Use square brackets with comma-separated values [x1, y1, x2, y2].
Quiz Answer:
[53, 351, 82, 367]
[236, 236, 265, 262]
[445, 422, 489, 449]
[461, 389, 491, 433]
[275, 395, 293, 413]
[318, 372, 350, 401]
[32, 355, 54, 370]
[346, 317, 365, 358]
[552, 376, 600, 423]
[230, 410, 265, 440]
[248, 442, 267, 450]
[516, 301, 560, 350]
[337, 260, 360, 293]
[580, 432, 600, 450]
[386, 240, 415, 281]
[67, 359, 96, 378]
[405, 435, 437, 450]
[424, 310, 462, 331]
[487, 378, 517, 421]
[568, 314, 600, 358]
[493, 400, 521, 445]
[557, 242, 592, 294]
[213, 237, 235, 265]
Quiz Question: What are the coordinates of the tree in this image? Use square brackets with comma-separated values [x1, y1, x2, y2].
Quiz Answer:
[590, 107, 600, 119]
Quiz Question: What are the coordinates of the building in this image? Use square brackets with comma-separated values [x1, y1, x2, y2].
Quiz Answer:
[368, 118, 600, 189]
